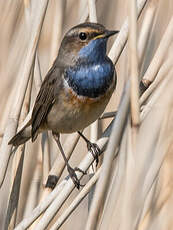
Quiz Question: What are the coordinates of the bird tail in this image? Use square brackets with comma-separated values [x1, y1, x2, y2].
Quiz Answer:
[8, 123, 32, 147]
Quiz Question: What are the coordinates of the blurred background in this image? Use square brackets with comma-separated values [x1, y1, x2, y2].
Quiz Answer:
[0, 0, 173, 229]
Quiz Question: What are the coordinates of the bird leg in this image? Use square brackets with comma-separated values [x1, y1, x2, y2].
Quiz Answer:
[52, 132, 85, 189]
[78, 131, 101, 166]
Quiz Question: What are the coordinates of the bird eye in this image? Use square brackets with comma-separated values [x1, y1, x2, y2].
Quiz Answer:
[79, 32, 87, 40]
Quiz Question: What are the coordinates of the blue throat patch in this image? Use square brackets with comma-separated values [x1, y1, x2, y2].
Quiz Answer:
[64, 38, 115, 98]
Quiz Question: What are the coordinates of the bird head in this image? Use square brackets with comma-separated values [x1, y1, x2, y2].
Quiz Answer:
[57, 22, 119, 66]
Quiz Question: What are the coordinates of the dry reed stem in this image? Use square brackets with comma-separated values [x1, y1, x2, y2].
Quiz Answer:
[138, 0, 157, 68]
[97, 128, 127, 230]
[88, 121, 99, 210]
[140, 67, 173, 121]
[23, 157, 42, 218]
[34, 54, 43, 91]
[13, 52, 43, 222]
[28, 184, 48, 230]
[41, 133, 51, 186]
[79, 0, 89, 23]
[119, 118, 135, 229]
[5, 66, 34, 229]
[108, 0, 148, 63]
[140, 53, 173, 105]
[14, 109, 33, 134]
[0, 81, 18, 137]
[89, 120, 98, 173]
[0, 0, 49, 188]
[5, 149, 25, 230]
[50, 167, 101, 230]
[128, 0, 140, 127]
[34, 137, 108, 230]
[50, 138, 119, 229]
[101, 8, 173, 228]
[99, 38, 173, 229]
[99, 111, 117, 119]
[88, 0, 97, 23]
[88, 0, 98, 182]
[141, 15, 173, 91]
[11, 70, 33, 183]
[7, 69, 33, 227]
[104, 105, 167, 229]
[138, 144, 173, 230]
[98, 65, 173, 230]
[33, 53, 51, 189]
[14, 181, 67, 230]
[89, 0, 98, 171]
[14, 134, 109, 230]
[85, 0, 148, 228]
[90, 122, 98, 146]
[28, 187, 52, 230]
[133, 86, 173, 229]
[85, 82, 130, 230]
[49, 0, 66, 67]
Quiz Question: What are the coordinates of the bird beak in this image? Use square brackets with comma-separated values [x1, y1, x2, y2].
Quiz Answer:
[104, 30, 119, 38]
[94, 30, 119, 40]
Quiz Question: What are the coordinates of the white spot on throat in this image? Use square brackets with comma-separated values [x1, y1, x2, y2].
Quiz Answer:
[63, 78, 102, 101]
[63, 78, 85, 99]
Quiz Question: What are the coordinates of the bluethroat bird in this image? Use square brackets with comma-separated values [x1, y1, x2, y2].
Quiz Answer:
[9, 22, 118, 189]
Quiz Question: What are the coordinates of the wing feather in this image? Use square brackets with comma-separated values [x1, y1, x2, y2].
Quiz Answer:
[31, 66, 61, 140]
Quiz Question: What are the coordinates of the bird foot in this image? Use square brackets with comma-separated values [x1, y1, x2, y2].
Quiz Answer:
[87, 142, 101, 166]
[67, 165, 86, 189]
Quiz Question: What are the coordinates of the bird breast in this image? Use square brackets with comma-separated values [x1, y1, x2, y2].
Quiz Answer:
[64, 60, 115, 98]
[46, 77, 115, 134]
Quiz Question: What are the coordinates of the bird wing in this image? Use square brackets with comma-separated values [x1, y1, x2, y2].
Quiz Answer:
[31, 65, 62, 141]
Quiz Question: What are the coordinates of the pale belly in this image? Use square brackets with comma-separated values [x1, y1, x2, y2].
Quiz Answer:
[46, 88, 113, 133]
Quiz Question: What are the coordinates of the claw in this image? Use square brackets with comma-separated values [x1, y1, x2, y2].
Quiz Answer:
[74, 167, 87, 175]
[78, 132, 101, 165]
[67, 165, 86, 189]
[87, 142, 101, 166]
